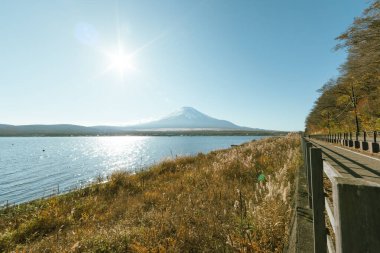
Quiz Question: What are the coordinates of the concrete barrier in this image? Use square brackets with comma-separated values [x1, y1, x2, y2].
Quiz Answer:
[360, 141, 369, 151]
[354, 140, 360, 149]
[370, 142, 379, 153]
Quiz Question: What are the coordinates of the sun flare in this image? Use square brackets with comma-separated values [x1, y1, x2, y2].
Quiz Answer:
[106, 50, 136, 75]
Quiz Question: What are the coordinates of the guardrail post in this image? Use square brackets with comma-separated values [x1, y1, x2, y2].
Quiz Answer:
[361, 131, 369, 151]
[369, 131, 379, 153]
[348, 133, 353, 147]
[354, 132, 360, 149]
[310, 148, 327, 253]
[345, 133, 348, 146]
[333, 178, 380, 253]
[306, 142, 313, 208]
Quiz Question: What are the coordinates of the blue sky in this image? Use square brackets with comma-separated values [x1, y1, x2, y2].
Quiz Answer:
[0, 0, 367, 130]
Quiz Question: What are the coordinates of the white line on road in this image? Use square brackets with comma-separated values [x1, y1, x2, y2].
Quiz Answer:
[334, 146, 380, 162]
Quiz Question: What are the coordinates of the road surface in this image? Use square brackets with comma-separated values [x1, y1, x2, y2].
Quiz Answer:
[308, 139, 380, 184]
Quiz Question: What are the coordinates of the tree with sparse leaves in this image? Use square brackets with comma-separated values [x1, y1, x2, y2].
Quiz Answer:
[306, 0, 380, 133]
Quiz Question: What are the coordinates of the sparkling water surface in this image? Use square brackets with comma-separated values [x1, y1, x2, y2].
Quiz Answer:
[0, 136, 262, 204]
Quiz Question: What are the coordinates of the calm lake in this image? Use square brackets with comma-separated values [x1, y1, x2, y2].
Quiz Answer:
[0, 136, 263, 204]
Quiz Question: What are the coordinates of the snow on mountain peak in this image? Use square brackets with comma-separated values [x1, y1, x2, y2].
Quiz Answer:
[167, 107, 208, 120]
[127, 106, 248, 130]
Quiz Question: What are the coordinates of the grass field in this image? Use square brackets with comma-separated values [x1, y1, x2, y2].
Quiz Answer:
[0, 134, 301, 252]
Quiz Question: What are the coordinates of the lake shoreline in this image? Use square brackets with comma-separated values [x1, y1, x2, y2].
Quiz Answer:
[0, 130, 287, 137]
[0, 134, 301, 252]
[0, 136, 265, 204]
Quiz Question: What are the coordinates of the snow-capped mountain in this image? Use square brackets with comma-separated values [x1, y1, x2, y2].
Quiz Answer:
[0, 107, 263, 136]
[125, 107, 252, 130]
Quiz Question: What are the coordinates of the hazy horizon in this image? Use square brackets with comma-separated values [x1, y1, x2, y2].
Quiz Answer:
[0, 106, 264, 130]
[0, 0, 367, 131]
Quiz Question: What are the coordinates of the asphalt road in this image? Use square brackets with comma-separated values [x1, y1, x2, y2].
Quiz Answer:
[308, 139, 380, 184]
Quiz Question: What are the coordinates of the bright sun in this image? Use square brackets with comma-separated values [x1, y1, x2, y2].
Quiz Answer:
[106, 50, 136, 75]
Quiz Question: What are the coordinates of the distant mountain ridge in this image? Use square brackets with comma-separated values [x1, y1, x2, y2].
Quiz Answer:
[0, 124, 101, 136]
[125, 107, 255, 130]
[0, 107, 269, 136]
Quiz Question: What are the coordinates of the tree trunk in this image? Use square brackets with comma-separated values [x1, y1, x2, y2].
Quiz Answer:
[351, 85, 360, 133]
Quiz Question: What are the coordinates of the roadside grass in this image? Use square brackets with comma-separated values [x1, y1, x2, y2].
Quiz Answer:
[0, 134, 301, 252]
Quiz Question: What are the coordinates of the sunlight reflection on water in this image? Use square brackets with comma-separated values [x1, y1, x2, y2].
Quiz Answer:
[0, 136, 262, 204]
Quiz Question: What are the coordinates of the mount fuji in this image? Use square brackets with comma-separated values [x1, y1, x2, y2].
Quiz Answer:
[124, 107, 254, 130]
[0, 107, 267, 136]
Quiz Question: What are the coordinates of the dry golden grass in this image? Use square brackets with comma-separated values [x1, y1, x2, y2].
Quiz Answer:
[0, 134, 301, 252]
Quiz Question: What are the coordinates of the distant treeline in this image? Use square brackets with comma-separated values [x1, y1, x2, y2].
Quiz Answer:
[306, 1, 380, 134]
[0, 123, 286, 137]
[0, 130, 286, 137]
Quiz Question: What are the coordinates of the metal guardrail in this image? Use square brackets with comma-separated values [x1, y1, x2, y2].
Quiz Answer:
[301, 138, 380, 253]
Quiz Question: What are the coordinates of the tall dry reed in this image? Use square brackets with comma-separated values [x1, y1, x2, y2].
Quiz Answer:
[0, 134, 301, 252]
